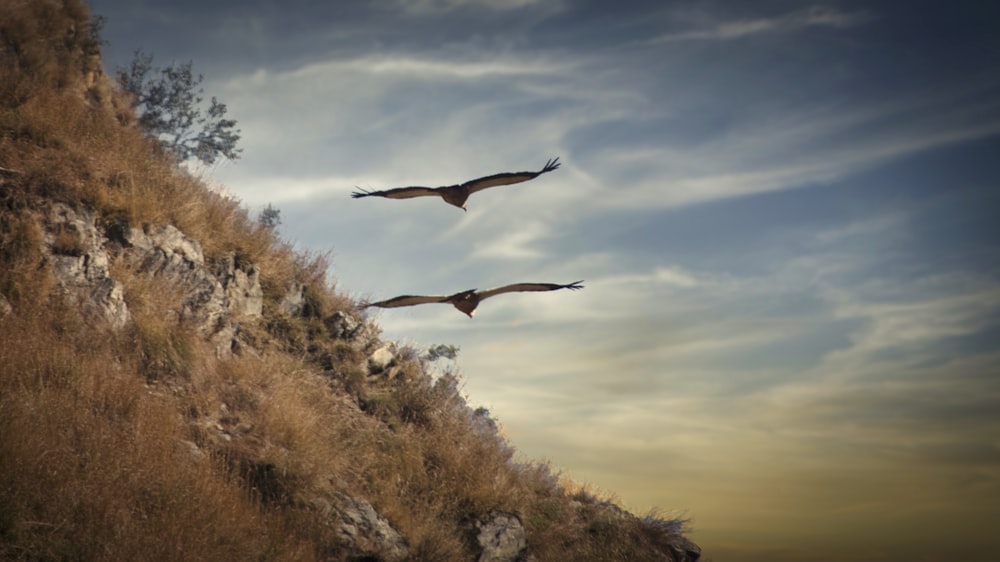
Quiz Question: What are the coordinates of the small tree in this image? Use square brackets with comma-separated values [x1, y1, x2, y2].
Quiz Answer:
[258, 203, 281, 229]
[117, 50, 241, 165]
[425, 344, 460, 362]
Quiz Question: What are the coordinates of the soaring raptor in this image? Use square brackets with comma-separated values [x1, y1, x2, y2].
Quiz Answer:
[352, 158, 560, 211]
[366, 281, 583, 317]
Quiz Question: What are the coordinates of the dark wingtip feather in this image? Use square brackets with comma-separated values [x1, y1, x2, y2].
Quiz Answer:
[542, 157, 561, 173]
[351, 187, 373, 199]
[565, 280, 584, 290]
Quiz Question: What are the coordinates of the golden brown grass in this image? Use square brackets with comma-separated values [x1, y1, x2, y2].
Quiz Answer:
[0, 1, 692, 560]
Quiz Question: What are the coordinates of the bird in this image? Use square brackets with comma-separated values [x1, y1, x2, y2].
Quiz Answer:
[351, 158, 561, 211]
[365, 280, 584, 317]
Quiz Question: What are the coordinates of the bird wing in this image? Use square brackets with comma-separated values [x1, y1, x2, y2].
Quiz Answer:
[352, 186, 441, 200]
[477, 280, 584, 301]
[366, 294, 451, 309]
[461, 157, 561, 195]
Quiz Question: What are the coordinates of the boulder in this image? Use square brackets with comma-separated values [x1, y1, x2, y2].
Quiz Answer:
[328, 492, 409, 562]
[476, 511, 527, 562]
[326, 310, 362, 340]
[367, 343, 396, 375]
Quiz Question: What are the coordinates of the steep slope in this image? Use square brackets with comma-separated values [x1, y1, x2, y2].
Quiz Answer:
[0, 1, 700, 560]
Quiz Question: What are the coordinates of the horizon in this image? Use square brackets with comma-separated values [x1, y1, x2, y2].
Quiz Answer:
[88, 1, 1000, 560]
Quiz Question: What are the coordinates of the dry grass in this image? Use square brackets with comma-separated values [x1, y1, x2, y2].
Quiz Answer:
[0, 1, 692, 560]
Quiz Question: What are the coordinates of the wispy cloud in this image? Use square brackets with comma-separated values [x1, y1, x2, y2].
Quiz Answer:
[387, 0, 557, 15]
[584, 92, 1000, 213]
[649, 5, 873, 43]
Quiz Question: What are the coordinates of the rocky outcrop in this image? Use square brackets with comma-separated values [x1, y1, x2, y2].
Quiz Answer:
[37, 202, 266, 356]
[278, 281, 306, 316]
[43, 204, 130, 329]
[326, 309, 363, 340]
[214, 253, 263, 319]
[305, 492, 409, 562]
[476, 511, 528, 562]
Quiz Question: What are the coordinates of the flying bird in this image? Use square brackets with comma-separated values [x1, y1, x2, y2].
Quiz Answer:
[352, 158, 561, 211]
[366, 280, 584, 317]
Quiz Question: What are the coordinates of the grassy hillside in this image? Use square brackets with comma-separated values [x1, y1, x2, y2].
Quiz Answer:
[0, 1, 698, 560]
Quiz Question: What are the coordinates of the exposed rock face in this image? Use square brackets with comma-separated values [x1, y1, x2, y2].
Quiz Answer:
[214, 253, 263, 320]
[326, 309, 362, 340]
[476, 511, 528, 562]
[35, 203, 268, 356]
[322, 492, 409, 562]
[117, 222, 265, 356]
[278, 281, 306, 316]
[367, 343, 397, 375]
[43, 204, 130, 329]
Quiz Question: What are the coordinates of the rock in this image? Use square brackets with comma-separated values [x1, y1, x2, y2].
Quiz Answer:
[214, 253, 263, 320]
[44, 204, 131, 329]
[476, 511, 527, 562]
[126, 225, 228, 334]
[367, 343, 396, 375]
[330, 492, 408, 562]
[122, 223, 204, 265]
[278, 282, 306, 316]
[177, 440, 205, 463]
[667, 535, 702, 562]
[118, 223, 262, 357]
[326, 310, 361, 339]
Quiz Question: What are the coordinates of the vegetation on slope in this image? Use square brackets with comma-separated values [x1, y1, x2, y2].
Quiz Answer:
[0, 1, 697, 560]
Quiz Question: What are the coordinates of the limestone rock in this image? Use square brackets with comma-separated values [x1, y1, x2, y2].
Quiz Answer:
[476, 511, 527, 562]
[330, 492, 409, 562]
[121, 223, 204, 265]
[43, 204, 130, 329]
[367, 343, 396, 375]
[326, 310, 361, 339]
[214, 253, 263, 320]
[278, 282, 306, 316]
[116, 223, 263, 356]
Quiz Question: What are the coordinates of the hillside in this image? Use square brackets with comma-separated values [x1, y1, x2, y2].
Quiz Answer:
[0, 1, 700, 560]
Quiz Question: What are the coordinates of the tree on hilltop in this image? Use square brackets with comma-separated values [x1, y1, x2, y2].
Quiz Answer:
[117, 50, 241, 165]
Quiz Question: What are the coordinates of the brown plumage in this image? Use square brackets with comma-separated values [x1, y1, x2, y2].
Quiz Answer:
[352, 158, 560, 211]
[366, 280, 584, 317]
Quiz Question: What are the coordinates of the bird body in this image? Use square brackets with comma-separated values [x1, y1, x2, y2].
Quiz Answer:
[352, 158, 561, 211]
[366, 281, 583, 317]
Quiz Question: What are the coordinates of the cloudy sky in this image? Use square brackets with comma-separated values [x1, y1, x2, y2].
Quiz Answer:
[89, 1, 1000, 560]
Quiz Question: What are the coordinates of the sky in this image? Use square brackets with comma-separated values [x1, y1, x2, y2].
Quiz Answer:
[87, 1, 1000, 560]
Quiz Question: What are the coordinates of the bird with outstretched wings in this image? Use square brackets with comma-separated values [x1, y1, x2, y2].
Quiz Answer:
[366, 280, 583, 317]
[352, 158, 560, 211]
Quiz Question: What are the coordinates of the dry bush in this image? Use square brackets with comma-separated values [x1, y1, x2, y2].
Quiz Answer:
[0, 213, 52, 308]
[0, 311, 305, 561]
